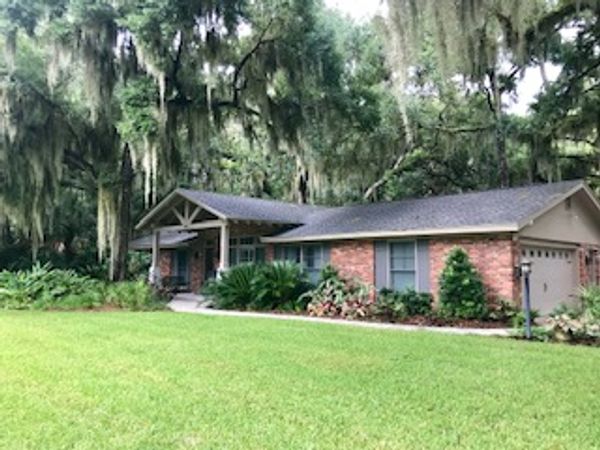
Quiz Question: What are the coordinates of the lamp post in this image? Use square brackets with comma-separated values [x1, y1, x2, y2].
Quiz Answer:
[520, 259, 533, 339]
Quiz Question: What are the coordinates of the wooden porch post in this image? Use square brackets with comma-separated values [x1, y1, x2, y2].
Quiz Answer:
[150, 229, 161, 286]
[218, 221, 230, 276]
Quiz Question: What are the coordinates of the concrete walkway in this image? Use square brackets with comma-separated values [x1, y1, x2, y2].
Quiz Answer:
[167, 293, 511, 337]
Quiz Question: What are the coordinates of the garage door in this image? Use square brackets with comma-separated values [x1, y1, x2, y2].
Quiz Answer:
[521, 246, 578, 315]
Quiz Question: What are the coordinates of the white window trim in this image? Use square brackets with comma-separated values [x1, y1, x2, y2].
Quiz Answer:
[278, 244, 327, 270]
[387, 240, 418, 291]
[229, 236, 265, 265]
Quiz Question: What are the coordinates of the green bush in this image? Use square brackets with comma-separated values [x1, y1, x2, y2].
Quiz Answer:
[375, 288, 432, 321]
[250, 261, 311, 311]
[579, 285, 600, 320]
[439, 247, 488, 319]
[544, 289, 600, 344]
[304, 271, 374, 319]
[510, 309, 541, 328]
[104, 280, 165, 310]
[375, 290, 407, 321]
[0, 263, 165, 311]
[206, 262, 310, 311]
[205, 263, 260, 310]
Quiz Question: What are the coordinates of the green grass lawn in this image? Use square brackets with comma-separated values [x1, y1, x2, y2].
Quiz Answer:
[0, 312, 598, 450]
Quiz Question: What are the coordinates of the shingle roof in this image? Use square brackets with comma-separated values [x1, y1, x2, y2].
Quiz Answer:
[129, 231, 198, 250]
[176, 189, 327, 224]
[266, 180, 585, 241]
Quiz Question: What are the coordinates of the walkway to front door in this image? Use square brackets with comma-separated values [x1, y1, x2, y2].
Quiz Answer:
[166, 293, 510, 337]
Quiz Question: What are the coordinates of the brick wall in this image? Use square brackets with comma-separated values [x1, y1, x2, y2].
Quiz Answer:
[189, 247, 204, 292]
[265, 244, 274, 262]
[159, 251, 173, 279]
[330, 240, 375, 285]
[429, 236, 520, 306]
[578, 245, 600, 286]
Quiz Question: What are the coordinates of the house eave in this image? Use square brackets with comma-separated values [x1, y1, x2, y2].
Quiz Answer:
[261, 224, 519, 243]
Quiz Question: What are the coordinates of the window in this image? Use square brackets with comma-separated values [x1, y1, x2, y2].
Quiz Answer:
[283, 246, 301, 263]
[304, 245, 324, 284]
[229, 236, 265, 266]
[276, 244, 327, 284]
[389, 241, 416, 291]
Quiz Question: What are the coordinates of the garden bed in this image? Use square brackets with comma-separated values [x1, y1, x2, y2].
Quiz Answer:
[392, 315, 508, 328]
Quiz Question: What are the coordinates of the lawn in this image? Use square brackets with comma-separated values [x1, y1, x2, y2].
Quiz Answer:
[0, 312, 598, 449]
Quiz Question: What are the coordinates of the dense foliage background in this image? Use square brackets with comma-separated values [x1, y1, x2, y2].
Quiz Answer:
[1, 0, 599, 277]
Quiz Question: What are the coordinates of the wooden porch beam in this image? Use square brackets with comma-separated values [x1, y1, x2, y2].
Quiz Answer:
[157, 220, 226, 232]
[171, 207, 186, 225]
[188, 206, 202, 223]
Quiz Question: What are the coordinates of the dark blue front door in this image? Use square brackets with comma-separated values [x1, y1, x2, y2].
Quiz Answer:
[175, 249, 189, 286]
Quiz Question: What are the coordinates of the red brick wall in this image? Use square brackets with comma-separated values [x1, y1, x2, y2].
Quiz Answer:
[265, 244, 274, 262]
[189, 248, 204, 292]
[330, 240, 375, 285]
[159, 251, 173, 279]
[578, 245, 600, 286]
[429, 236, 520, 306]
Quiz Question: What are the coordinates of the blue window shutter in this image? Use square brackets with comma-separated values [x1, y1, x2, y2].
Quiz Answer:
[416, 239, 430, 293]
[375, 241, 388, 290]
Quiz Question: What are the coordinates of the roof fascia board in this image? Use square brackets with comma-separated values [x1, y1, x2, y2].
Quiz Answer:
[261, 224, 518, 243]
[135, 191, 182, 230]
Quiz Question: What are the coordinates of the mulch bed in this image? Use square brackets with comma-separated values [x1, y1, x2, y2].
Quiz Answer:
[265, 309, 508, 328]
[393, 315, 508, 328]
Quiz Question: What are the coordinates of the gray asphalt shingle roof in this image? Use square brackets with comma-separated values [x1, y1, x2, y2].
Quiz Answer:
[136, 180, 588, 243]
[177, 189, 326, 224]
[267, 180, 584, 241]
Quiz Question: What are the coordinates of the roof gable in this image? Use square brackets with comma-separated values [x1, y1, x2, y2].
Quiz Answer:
[136, 188, 327, 230]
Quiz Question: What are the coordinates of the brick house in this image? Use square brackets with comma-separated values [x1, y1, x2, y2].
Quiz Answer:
[132, 180, 600, 314]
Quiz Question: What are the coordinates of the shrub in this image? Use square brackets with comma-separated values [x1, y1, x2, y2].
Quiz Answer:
[375, 290, 407, 321]
[205, 263, 260, 310]
[510, 309, 541, 329]
[375, 288, 432, 321]
[546, 313, 600, 344]
[104, 280, 165, 310]
[545, 292, 600, 344]
[439, 247, 488, 319]
[206, 262, 311, 311]
[304, 271, 374, 319]
[250, 261, 311, 311]
[318, 264, 340, 284]
[0, 263, 165, 311]
[579, 285, 600, 320]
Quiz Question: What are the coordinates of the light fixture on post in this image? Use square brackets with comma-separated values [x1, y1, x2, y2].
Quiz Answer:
[520, 259, 533, 339]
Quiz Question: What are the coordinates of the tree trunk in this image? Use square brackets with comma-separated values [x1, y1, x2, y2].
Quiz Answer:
[487, 70, 509, 188]
[296, 155, 309, 204]
[111, 143, 134, 281]
[495, 120, 509, 187]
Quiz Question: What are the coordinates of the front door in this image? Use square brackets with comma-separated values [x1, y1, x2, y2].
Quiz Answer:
[175, 249, 189, 287]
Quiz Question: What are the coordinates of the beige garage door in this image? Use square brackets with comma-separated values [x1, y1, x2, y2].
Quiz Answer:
[521, 246, 578, 315]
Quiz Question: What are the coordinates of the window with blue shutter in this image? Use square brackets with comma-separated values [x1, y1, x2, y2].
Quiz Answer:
[389, 241, 416, 291]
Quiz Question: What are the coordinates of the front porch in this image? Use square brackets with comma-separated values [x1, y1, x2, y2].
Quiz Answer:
[133, 189, 291, 292]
